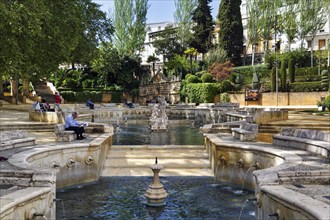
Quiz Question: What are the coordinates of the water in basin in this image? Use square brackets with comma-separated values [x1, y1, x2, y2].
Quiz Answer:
[56, 176, 255, 219]
[112, 120, 204, 145]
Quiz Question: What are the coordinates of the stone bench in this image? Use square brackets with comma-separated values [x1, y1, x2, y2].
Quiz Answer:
[54, 124, 76, 142]
[1, 137, 36, 151]
[0, 130, 36, 151]
[231, 121, 258, 141]
[273, 128, 330, 158]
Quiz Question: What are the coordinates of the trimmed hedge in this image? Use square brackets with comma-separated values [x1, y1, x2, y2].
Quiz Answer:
[185, 83, 223, 103]
[289, 82, 323, 92]
[61, 91, 103, 103]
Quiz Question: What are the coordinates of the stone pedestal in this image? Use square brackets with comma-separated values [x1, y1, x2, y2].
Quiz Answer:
[145, 164, 167, 206]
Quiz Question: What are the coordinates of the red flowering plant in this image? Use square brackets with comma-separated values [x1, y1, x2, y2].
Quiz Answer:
[208, 61, 234, 82]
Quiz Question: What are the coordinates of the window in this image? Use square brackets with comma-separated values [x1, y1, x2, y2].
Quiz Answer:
[319, 39, 326, 49]
[307, 40, 312, 48]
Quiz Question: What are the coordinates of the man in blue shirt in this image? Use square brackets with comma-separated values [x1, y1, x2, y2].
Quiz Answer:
[65, 112, 85, 140]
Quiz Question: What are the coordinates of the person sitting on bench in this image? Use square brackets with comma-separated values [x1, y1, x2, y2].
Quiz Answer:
[65, 112, 86, 140]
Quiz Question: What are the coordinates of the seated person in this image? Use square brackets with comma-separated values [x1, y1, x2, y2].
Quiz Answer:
[64, 112, 86, 140]
[124, 100, 134, 108]
[32, 101, 41, 111]
[41, 98, 54, 111]
[86, 98, 94, 109]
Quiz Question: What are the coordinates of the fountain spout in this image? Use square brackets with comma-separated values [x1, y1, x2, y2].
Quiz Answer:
[252, 161, 261, 170]
[268, 213, 279, 219]
[237, 159, 244, 167]
[219, 155, 228, 165]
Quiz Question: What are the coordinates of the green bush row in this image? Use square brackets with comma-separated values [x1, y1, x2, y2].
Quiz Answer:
[185, 83, 223, 103]
[294, 75, 321, 82]
[289, 82, 323, 92]
[295, 67, 325, 76]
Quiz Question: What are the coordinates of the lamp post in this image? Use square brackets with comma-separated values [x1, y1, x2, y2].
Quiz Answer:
[274, 1, 279, 106]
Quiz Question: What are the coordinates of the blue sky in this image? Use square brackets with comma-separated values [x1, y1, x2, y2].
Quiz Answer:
[92, 0, 221, 23]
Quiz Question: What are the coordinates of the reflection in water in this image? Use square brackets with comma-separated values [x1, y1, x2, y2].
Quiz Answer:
[112, 121, 204, 145]
[57, 177, 255, 220]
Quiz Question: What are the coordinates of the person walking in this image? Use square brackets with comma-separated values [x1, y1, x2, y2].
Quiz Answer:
[64, 112, 86, 140]
[54, 91, 62, 112]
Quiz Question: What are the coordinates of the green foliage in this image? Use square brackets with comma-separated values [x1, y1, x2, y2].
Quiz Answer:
[186, 75, 200, 83]
[271, 67, 276, 92]
[295, 75, 321, 82]
[205, 46, 229, 67]
[233, 64, 269, 78]
[165, 54, 191, 78]
[217, 0, 243, 66]
[220, 92, 230, 103]
[190, 0, 214, 55]
[201, 72, 214, 83]
[222, 80, 234, 91]
[289, 82, 323, 92]
[60, 90, 103, 103]
[280, 59, 287, 91]
[321, 70, 329, 91]
[288, 59, 295, 83]
[251, 72, 260, 90]
[324, 95, 330, 111]
[185, 83, 222, 103]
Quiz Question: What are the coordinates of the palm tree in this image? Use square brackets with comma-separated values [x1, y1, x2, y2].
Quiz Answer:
[147, 54, 160, 75]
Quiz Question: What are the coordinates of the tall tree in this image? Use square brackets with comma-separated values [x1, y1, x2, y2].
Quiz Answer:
[152, 25, 184, 63]
[174, 0, 198, 48]
[217, 0, 244, 66]
[281, 0, 299, 52]
[190, 0, 214, 58]
[258, 0, 280, 53]
[246, 0, 261, 66]
[306, 0, 327, 67]
[113, 0, 149, 56]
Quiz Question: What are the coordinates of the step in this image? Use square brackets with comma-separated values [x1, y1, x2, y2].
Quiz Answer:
[101, 167, 214, 177]
[110, 145, 206, 150]
[104, 158, 210, 168]
[108, 151, 209, 159]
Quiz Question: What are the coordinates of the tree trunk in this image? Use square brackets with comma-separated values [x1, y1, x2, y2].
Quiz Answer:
[0, 78, 4, 98]
[251, 44, 255, 66]
[10, 79, 18, 104]
[311, 39, 314, 67]
[22, 79, 29, 97]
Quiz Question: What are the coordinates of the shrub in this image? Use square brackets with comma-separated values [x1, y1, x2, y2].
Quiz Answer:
[271, 67, 276, 92]
[186, 75, 199, 83]
[220, 93, 230, 103]
[280, 60, 287, 91]
[221, 80, 233, 92]
[208, 61, 234, 82]
[288, 59, 295, 83]
[185, 83, 222, 103]
[289, 82, 323, 92]
[201, 72, 214, 83]
[321, 70, 329, 91]
[324, 95, 330, 111]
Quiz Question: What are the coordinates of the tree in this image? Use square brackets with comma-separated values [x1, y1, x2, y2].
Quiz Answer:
[174, 0, 198, 47]
[217, 0, 243, 66]
[258, 0, 279, 53]
[113, 0, 149, 56]
[152, 25, 184, 63]
[281, 0, 299, 52]
[147, 54, 160, 75]
[246, 0, 261, 66]
[306, 0, 327, 67]
[0, 0, 112, 103]
[184, 47, 198, 74]
[190, 0, 214, 58]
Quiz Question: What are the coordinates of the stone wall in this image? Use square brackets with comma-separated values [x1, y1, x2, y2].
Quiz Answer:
[229, 91, 329, 106]
[139, 81, 181, 104]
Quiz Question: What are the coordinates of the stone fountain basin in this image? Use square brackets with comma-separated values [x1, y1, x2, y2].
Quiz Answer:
[205, 133, 330, 220]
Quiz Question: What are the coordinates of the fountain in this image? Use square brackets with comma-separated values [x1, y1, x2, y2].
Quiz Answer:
[149, 96, 168, 131]
[144, 157, 168, 206]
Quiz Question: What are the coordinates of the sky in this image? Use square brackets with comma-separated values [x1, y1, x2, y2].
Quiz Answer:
[92, 0, 221, 23]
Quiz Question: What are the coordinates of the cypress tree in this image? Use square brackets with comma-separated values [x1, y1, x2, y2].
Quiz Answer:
[190, 0, 214, 57]
[288, 59, 295, 83]
[280, 59, 287, 92]
[217, 0, 243, 66]
[271, 67, 276, 92]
